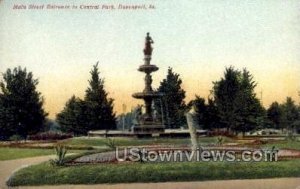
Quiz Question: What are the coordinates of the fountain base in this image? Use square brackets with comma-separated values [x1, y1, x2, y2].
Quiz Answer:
[132, 124, 165, 134]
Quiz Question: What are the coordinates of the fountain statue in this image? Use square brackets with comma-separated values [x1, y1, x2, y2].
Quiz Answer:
[144, 32, 154, 56]
[132, 33, 165, 134]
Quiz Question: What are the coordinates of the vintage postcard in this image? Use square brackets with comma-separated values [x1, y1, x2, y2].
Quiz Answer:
[0, 0, 299, 188]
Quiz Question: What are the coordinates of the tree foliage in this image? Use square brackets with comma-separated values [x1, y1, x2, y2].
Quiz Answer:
[281, 97, 299, 131]
[187, 96, 206, 129]
[0, 67, 47, 140]
[188, 96, 221, 130]
[56, 63, 116, 135]
[267, 102, 283, 129]
[266, 97, 300, 132]
[56, 96, 88, 135]
[212, 66, 264, 134]
[84, 62, 116, 130]
[156, 67, 186, 128]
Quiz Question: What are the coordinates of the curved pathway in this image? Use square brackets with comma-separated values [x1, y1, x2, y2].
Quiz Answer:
[0, 155, 55, 189]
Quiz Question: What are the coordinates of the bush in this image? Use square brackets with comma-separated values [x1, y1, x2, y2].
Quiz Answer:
[9, 135, 23, 142]
[28, 132, 72, 141]
[103, 138, 117, 150]
[215, 136, 224, 146]
[50, 145, 67, 166]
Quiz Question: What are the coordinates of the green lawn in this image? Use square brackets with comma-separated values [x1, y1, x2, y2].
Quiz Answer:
[7, 159, 300, 186]
[0, 147, 55, 161]
[61, 136, 233, 147]
[0, 147, 85, 161]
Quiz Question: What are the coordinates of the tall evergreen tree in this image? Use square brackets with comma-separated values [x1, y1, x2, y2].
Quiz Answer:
[236, 69, 265, 134]
[156, 67, 186, 128]
[56, 96, 88, 135]
[84, 62, 116, 130]
[0, 67, 47, 140]
[212, 66, 264, 135]
[281, 97, 299, 131]
[267, 102, 283, 129]
[212, 66, 241, 133]
[56, 63, 116, 134]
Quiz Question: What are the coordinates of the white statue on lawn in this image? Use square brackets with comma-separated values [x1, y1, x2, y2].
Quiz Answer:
[185, 105, 200, 151]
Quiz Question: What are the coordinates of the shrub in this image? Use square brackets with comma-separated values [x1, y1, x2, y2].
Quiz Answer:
[103, 138, 117, 150]
[28, 132, 72, 141]
[216, 136, 224, 146]
[50, 145, 67, 166]
[9, 135, 23, 142]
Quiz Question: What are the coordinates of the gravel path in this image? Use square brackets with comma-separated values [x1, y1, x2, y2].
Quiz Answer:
[0, 155, 54, 189]
[73, 151, 120, 163]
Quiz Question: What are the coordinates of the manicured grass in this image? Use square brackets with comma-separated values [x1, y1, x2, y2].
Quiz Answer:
[0, 147, 55, 161]
[7, 159, 300, 186]
[61, 136, 233, 147]
[0, 147, 85, 161]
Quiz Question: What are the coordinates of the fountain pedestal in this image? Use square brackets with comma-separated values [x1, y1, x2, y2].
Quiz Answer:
[132, 33, 165, 134]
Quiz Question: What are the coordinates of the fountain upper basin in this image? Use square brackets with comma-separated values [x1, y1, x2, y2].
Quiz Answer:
[138, 65, 159, 73]
[132, 92, 163, 99]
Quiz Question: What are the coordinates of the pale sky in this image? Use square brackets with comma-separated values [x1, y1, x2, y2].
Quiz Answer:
[0, 0, 299, 118]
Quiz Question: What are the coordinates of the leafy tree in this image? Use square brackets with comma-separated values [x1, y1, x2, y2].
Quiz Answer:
[212, 66, 264, 135]
[0, 67, 47, 140]
[267, 102, 283, 129]
[156, 67, 186, 128]
[84, 62, 116, 130]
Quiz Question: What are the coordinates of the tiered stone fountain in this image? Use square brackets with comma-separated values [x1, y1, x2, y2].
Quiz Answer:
[132, 33, 165, 134]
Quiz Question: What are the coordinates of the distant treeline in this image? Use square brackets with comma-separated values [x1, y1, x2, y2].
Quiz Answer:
[0, 64, 299, 140]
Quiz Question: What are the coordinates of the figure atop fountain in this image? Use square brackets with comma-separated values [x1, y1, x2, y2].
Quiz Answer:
[143, 32, 154, 56]
[132, 33, 165, 134]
